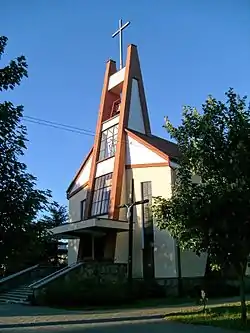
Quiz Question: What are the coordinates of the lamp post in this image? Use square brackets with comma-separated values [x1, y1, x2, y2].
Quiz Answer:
[118, 198, 149, 285]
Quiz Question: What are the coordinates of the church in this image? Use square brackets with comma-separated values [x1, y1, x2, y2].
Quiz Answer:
[51, 41, 207, 281]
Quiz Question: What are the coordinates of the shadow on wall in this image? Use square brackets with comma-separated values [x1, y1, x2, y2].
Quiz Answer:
[68, 239, 80, 265]
[132, 214, 143, 278]
[153, 227, 177, 278]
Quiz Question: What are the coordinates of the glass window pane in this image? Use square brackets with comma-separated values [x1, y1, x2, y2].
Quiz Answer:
[91, 203, 96, 216]
[91, 173, 112, 216]
[100, 140, 106, 150]
[98, 125, 119, 161]
[93, 189, 99, 202]
[103, 188, 109, 200]
[99, 176, 105, 188]
[96, 202, 100, 215]
[114, 125, 118, 135]
[95, 177, 101, 190]
[101, 200, 108, 214]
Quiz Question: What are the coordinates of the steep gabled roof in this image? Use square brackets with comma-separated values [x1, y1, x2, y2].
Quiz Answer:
[67, 147, 93, 194]
[126, 129, 180, 161]
[67, 130, 179, 196]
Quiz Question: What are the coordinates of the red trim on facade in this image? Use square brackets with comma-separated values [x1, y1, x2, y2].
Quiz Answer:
[125, 162, 169, 169]
[67, 148, 93, 195]
[67, 182, 89, 199]
[109, 45, 153, 219]
[85, 60, 118, 219]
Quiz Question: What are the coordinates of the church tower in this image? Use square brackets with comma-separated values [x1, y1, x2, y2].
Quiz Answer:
[85, 44, 152, 222]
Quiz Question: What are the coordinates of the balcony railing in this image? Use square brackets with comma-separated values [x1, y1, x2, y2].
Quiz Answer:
[110, 99, 121, 117]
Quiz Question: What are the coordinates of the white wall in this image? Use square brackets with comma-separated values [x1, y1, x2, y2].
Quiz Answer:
[126, 135, 166, 165]
[70, 156, 92, 194]
[180, 251, 207, 277]
[128, 79, 145, 134]
[121, 165, 176, 278]
[68, 239, 80, 265]
[95, 157, 115, 177]
[108, 67, 125, 91]
[102, 115, 120, 131]
[68, 187, 88, 223]
[114, 232, 129, 264]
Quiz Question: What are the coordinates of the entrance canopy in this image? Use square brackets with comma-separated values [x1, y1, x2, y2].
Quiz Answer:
[50, 217, 129, 239]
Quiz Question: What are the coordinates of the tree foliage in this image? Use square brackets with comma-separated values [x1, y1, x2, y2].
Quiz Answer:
[40, 202, 67, 228]
[152, 89, 250, 322]
[38, 202, 68, 266]
[0, 36, 51, 274]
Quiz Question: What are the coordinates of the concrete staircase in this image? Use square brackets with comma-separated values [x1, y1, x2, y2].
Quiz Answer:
[0, 283, 33, 304]
[0, 263, 82, 305]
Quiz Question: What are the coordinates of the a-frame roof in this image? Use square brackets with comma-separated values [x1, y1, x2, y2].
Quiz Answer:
[67, 148, 93, 194]
[67, 130, 180, 196]
[126, 129, 180, 161]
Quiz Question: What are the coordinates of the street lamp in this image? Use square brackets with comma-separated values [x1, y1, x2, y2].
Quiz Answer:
[118, 199, 149, 285]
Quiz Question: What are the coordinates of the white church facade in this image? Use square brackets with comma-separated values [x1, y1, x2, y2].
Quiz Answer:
[51, 44, 207, 280]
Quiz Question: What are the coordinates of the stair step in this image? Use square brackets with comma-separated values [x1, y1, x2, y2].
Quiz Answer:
[1, 291, 31, 297]
[0, 295, 28, 300]
[0, 298, 30, 305]
[0, 267, 62, 305]
[0, 294, 28, 301]
[12, 288, 33, 293]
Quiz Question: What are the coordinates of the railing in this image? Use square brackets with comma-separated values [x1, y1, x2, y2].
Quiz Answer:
[110, 99, 121, 117]
[0, 264, 40, 293]
[0, 264, 39, 285]
[31, 262, 84, 290]
[29, 263, 75, 288]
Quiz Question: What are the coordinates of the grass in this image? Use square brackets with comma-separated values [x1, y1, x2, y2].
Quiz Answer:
[165, 302, 250, 331]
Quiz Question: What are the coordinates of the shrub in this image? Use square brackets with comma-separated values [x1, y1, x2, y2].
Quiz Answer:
[35, 277, 166, 307]
[203, 278, 239, 298]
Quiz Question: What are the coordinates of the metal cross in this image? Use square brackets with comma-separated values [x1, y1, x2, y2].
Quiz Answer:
[112, 19, 130, 70]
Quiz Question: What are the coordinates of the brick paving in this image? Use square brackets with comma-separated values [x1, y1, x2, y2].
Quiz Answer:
[0, 297, 245, 332]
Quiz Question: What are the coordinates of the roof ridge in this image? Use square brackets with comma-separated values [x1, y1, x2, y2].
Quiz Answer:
[127, 128, 177, 146]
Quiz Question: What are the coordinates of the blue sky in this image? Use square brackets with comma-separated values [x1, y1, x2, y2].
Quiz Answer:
[1, 0, 250, 207]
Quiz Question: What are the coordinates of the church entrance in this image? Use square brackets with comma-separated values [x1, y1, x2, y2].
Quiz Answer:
[77, 233, 106, 262]
[94, 235, 105, 261]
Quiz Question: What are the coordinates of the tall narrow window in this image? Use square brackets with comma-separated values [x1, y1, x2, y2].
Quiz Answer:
[141, 181, 153, 228]
[99, 125, 118, 161]
[141, 181, 155, 279]
[80, 199, 86, 220]
[91, 173, 112, 216]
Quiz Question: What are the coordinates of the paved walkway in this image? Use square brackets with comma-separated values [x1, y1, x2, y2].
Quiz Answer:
[0, 297, 245, 332]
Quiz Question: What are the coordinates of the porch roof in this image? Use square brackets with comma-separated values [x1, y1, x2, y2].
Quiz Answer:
[50, 217, 129, 239]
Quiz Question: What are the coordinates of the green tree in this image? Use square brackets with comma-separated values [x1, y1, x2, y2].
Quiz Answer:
[0, 36, 51, 274]
[152, 89, 250, 323]
[39, 202, 68, 266]
[41, 202, 67, 228]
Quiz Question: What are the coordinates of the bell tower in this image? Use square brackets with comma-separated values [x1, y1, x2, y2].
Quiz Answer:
[85, 19, 151, 221]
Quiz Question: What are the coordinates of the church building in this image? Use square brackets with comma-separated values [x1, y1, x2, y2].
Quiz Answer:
[51, 43, 207, 281]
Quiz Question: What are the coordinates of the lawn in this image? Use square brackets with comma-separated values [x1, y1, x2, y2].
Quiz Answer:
[165, 302, 250, 331]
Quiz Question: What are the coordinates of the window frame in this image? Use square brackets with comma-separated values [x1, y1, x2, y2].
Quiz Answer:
[91, 173, 112, 217]
[98, 124, 118, 161]
[141, 181, 153, 228]
[80, 199, 86, 221]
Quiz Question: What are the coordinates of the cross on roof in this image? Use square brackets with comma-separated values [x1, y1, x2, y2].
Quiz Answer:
[112, 19, 130, 70]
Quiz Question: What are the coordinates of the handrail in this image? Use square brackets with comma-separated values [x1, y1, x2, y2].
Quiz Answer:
[0, 264, 39, 285]
[28, 264, 72, 288]
[32, 262, 83, 289]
